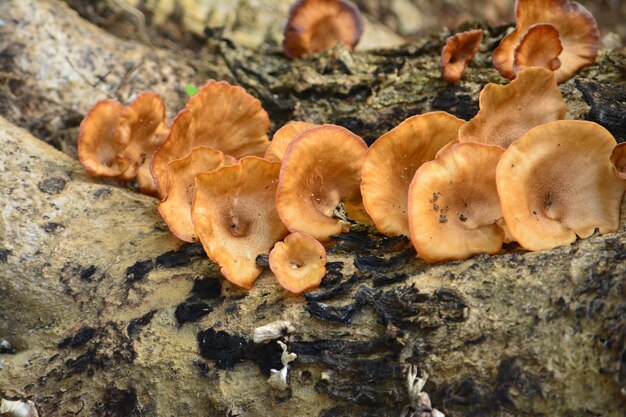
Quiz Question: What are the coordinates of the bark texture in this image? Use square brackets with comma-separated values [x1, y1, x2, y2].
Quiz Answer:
[1, 1, 625, 416]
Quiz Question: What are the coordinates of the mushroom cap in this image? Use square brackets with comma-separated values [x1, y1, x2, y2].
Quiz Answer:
[361, 112, 465, 237]
[276, 124, 368, 241]
[458, 67, 566, 149]
[157, 147, 236, 243]
[151, 80, 270, 197]
[496, 120, 624, 251]
[513, 23, 563, 74]
[78, 99, 129, 178]
[408, 143, 505, 263]
[117, 92, 169, 195]
[264, 121, 318, 162]
[269, 232, 327, 294]
[192, 157, 288, 289]
[283, 0, 364, 59]
[441, 29, 484, 84]
[610, 142, 626, 180]
[492, 0, 599, 83]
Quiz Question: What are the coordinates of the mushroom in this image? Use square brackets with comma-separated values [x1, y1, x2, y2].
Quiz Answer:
[264, 121, 318, 162]
[191, 157, 288, 289]
[269, 232, 327, 294]
[151, 80, 270, 198]
[610, 142, 626, 180]
[458, 67, 566, 149]
[408, 143, 506, 263]
[283, 0, 364, 59]
[361, 112, 465, 237]
[513, 23, 563, 74]
[157, 147, 236, 242]
[275, 124, 368, 241]
[496, 120, 625, 251]
[441, 29, 484, 84]
[492, 0, 599, 83]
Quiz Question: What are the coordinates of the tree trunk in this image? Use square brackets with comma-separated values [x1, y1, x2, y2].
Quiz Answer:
[0, 1, 625, 416]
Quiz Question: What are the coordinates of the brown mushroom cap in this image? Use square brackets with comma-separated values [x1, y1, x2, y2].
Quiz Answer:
[269, 232, 327, 294]
[361, 112, 465, 237]
[513, 23, 563, 74]
[610, 143, 626, 180]
[458, 67, 566, 149]
[408, 143, 505, 263]
[497, 120, 625, 251]
[492, 0, 599, 83]
[192, 157, 288, 289]
[78, 100, 129, 178]
[283, 0, 364, 59]
[151, 80, 270, 198]
[276, 124, 367, 241]
[264, 121, 318, 162]
[157, 147, 236, 243]
[441, 29, 484, 84]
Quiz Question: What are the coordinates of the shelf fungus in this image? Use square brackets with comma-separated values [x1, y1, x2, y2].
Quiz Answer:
[191, 157, 288, 289]
[610, 142, 626, 180]
[269, 232, 327, 294]
[78, 92, 169, 195]
[408, 143, 506, 263]
[492, 0, 599, 83]
[361, 112, 465, 237]
[283, 0, 364, 59]
[276, 124, 368, 241]
[441, 29, 483, 84]
[497, 120, 625, 251]
[264, 121, 318, 162]
[157, 147, 236, 242]
[458, 67, 566, 149]
[267, 341, 297, 391]
[151, 80, 270, 198]
[513, 23, 563, 74]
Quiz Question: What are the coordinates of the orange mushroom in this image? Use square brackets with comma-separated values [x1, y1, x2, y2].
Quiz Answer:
[492, 0, 599, 83]
[78, 93, 168, 195]
[408, 143, 506, 263]
[441, 29, 484, 84]
[361, 112, 465, 237]
[276, 124, 367, 241]
[497, 120, 625, 251]
[610, 143, 626, 180]
[157, 147, 236, 242]
[151, 80, 270, 198]
[269, 232, 327, 294]
[513, 23, 563, 74]
[458, 67, 566, 149]
[264, 121, 318, 162]
[192, 157, 288, 289]
[283, 0, 364, 59]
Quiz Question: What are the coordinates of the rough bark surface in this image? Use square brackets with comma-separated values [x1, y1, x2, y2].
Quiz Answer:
[1, 1, 625, 416]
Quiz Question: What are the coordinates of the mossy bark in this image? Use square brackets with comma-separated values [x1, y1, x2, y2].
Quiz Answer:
[1, 1, 625, 416]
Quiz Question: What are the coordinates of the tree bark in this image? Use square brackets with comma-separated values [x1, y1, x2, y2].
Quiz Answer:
[0, 1, 625, 416]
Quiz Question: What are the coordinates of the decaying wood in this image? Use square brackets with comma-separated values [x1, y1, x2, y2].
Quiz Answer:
[1, 1, 625, 416]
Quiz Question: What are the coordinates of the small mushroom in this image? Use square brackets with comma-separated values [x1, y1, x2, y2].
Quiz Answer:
[276, 124, 368, 241]
[264, 121, 318, 162]
[361, 112, 465, 237]
[283, 0, 364, 59]
[151, 80, 270, 198]
[492, 0, 599, 83]
[497, 120, 625, 251]
[269, 232, 327, 294]
[513, 23, 563, 74]
[157, 147, 236, 242]
[441, 29, 484, 84]
[408, 143, 506, 263]
[610, 142, 626, 180]
[192, 157, 288, 289]
[458, 67, 566, 149]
